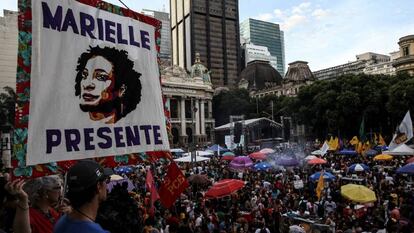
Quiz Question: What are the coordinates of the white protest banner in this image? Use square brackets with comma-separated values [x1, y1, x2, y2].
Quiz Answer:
[293, 180, 304, 189]
[389, 111, 413, 150]
[17, 0, 169, 166]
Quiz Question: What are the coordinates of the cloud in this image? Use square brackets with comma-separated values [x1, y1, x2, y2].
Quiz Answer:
[274, 2, 327, 31]
[292, 2, 311, 14]
[312, 9, 330, 19]
[273, 9, 285, 19]
[253, 13, 274, 21]
[281, 14, 307, 31]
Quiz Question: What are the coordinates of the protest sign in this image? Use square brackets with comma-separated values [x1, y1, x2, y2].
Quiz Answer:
[14, 0, 169, 170]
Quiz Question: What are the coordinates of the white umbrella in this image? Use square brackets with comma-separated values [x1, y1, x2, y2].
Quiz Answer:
[182, 150, 214, 157]
[170, 148, 185, 153]
[304, 155, 318, 161]
[174, 155, 211, 163]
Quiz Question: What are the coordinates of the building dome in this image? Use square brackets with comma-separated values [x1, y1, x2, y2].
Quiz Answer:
[284, 61, 315, 83]
[190, 53, 211, 83]
[238, 60, 283, 91]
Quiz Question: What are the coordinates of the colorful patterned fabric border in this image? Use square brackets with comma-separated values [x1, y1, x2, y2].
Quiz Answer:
[13, 0, 170, 178]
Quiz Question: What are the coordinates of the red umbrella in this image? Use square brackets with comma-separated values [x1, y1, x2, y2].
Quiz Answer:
[308, 158, 327, 165]
[407, 157, 414, 164]
[205, 179, 245, 199]
[249, 152, 267, 160]
[221, 155, 235, 161]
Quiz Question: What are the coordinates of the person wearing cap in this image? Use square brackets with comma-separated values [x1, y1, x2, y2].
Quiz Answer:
[53, 160, 113, 233]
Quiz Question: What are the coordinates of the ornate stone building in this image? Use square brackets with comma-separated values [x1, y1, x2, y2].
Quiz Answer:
[238, 60, 315, 142]
[161, 53, 215, 148]
[239, 60, 315, 98]
[393, 35, 414, 75]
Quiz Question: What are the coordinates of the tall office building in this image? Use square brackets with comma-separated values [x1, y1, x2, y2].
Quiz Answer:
[242, 43, 278, 71]
[0, 10, 18, 93]
[142, 9, 171, 63]
[170, 0, 241, 87]
[240, 18, 285, 75]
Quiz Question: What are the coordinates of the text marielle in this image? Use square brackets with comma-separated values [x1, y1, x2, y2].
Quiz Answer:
[41, 1, 152, 49]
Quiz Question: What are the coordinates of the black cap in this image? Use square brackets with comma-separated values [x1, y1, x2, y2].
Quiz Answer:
[66, 160, 113, 193]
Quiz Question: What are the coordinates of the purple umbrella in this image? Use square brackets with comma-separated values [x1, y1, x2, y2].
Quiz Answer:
[229, 156, 253, 170]
[276, 155, 299, 167]
[107, 178, 135, 192]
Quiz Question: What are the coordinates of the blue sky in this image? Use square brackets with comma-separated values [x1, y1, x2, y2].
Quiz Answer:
[1, 0, 413, 70]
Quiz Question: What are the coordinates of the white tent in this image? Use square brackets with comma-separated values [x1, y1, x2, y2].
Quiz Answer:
[311, 150, 323, 155]
[174, 155, 211, 163]
[383, 144, 414, 156]
[182, 150, 214, 157]
[170, 148, 185, 153]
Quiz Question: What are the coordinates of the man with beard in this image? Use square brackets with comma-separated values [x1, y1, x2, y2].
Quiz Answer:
[53, 160, 113, 233]
[75, 46, 142, 124]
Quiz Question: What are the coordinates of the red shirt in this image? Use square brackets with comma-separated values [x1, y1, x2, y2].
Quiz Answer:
[29, 207, 60, 233]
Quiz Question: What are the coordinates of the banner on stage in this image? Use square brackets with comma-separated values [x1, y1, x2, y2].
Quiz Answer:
[16, 0, 169, 166]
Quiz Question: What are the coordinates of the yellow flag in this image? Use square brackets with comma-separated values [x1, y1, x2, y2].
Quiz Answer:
[374, 133, 378, 144]
[334, 137, 339, 150]
[328, 136, 335, 150]
[357, 142, 363, 154]
[379, 134, 386, 146]
[362, 141, 371, 154]
[316, 171, 324, 201]
[350, 136, 359, 146]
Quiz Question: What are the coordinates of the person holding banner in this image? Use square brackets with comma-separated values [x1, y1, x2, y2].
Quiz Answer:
[75, 46, 142, 124]
[54, 160, 112, 233]
[4, 175, 69, 233]
[23, 175, 64, 233]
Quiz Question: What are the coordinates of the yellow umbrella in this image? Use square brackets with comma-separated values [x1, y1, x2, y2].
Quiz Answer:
[341, 184, 377, 203]
[373, 154, 393, 161]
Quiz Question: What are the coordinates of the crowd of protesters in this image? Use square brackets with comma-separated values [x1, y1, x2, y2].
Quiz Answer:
[1, 142, 414, 233]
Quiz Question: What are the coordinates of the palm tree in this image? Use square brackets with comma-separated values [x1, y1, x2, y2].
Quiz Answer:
[0, 86, 16, 129]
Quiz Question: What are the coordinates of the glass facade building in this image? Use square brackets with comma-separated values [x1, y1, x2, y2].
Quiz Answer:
[240, 18, 285, 75]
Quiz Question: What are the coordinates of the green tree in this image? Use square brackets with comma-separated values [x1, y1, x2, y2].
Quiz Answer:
[212, 88, 255, 126]
[294, 73, 399, 139]
[211, 73, 414, 140]
[386, 73, 414, 127]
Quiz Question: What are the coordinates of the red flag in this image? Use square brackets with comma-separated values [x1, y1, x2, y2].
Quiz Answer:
[146, 169, 160, 215]
[158, 162, 189, 208]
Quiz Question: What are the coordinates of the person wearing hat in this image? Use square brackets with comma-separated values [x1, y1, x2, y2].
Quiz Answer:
[53, 160, 113, 233]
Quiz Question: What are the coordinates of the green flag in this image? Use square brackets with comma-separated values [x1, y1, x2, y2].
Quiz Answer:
[359, 116, 366, 142]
